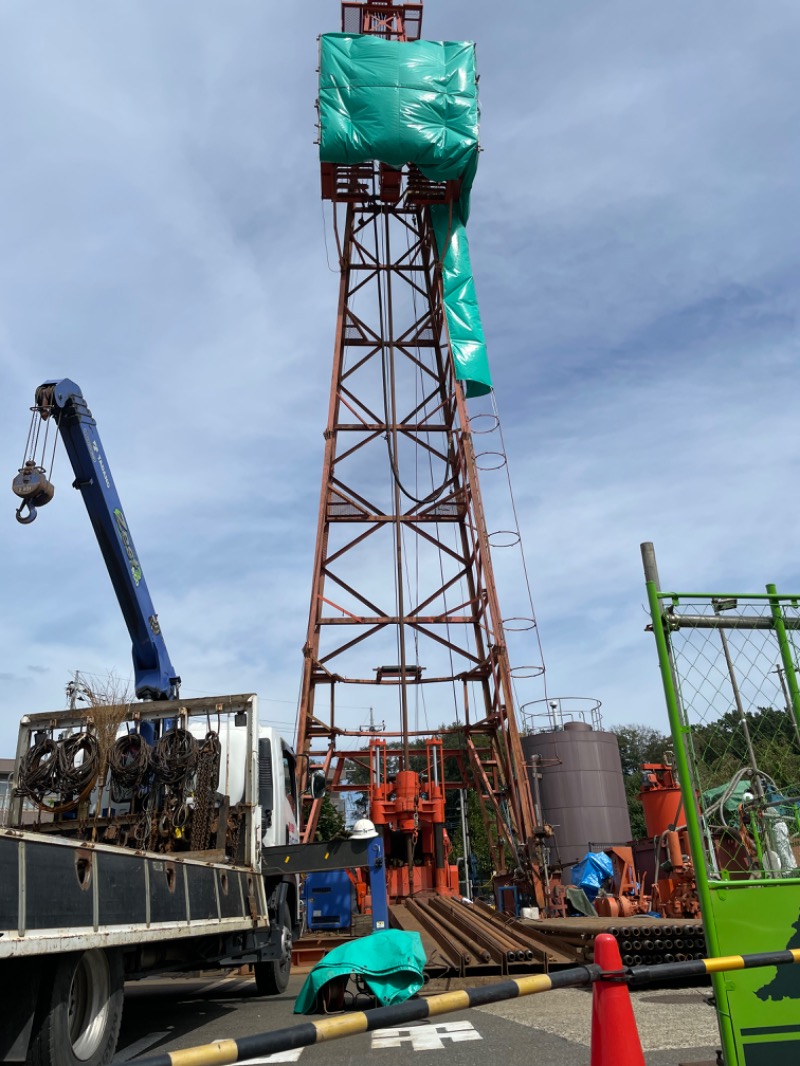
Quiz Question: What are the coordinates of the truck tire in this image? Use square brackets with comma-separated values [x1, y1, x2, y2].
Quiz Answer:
[29, 949, 124, 1066]
[254, 903, 292, 996]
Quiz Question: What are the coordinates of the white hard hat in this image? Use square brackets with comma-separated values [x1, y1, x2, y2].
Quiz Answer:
[351, 818, 379, 839]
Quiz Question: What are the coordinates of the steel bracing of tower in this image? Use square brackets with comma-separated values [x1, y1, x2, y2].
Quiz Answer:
[296, 0, 546, 904]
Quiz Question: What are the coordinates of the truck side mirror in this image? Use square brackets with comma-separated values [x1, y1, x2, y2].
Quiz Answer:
[310, 772, 326, 801]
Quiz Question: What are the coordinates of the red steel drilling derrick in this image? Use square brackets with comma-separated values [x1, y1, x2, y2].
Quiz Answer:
[297, 0, 549, 907]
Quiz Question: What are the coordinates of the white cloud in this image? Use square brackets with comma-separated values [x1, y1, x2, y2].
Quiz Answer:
[0, 0, 798, 759]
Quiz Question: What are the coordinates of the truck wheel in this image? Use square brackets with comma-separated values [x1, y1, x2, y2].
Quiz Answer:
[254, 904, 292, 996]
[29, 949, 124, 1066]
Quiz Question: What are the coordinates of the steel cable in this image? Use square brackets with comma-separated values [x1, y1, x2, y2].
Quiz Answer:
[56, 732, 99, 795]
[16, 735, 59, 801]
[375, 211, 451, 507]
[109, 731, 151, 797]
[17, 732, 99, 813]
[151, 728, 198, 786]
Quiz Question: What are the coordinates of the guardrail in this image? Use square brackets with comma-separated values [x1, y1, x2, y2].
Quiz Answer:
[131, 934, 800, 1066]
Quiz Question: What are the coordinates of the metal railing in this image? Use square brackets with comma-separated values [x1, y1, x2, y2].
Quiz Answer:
[521, 696, 603, 734]
[128, 941, 800, 1066]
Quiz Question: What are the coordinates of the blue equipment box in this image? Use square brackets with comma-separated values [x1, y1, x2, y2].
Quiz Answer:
[303, 870, 353, 930]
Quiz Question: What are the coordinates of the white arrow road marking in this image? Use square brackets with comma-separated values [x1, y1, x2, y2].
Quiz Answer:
[372, 1020, 482, 1050]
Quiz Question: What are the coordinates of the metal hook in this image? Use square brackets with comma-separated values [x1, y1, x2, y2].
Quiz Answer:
[15, 499, 37, 524]
[13, 462, 54, 522]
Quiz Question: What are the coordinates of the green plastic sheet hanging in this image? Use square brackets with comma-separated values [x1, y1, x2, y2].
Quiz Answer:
[319, 32, 492, 397]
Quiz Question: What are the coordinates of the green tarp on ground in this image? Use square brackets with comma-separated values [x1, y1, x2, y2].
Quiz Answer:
[293, 929, 426, 1014]
[318, 33, 491, 398]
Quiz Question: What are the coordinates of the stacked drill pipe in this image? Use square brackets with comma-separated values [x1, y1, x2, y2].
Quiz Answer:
[430, 897, 533, 971]
[524, 917, 707, 966]
[402, 898, 474, 975]
[390, 897, 581, 975]
[389, 902, 708, 977]
[389, 900, 466, 976]
[422, 898, 506, 971]
[471, 900, 580, 965]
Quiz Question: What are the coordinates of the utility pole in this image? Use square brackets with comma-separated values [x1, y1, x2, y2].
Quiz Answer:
[66, 671, 93, 711]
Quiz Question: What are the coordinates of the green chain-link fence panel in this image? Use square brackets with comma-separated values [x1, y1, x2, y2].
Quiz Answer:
[643, 547, 800, 1066]
[662, 595, 800, 880]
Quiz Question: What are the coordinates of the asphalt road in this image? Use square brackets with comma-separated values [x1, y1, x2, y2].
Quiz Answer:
[113, 972, 722, 1066]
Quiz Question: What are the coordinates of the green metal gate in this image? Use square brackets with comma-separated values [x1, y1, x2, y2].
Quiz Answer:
[642, 543, 800, 1066]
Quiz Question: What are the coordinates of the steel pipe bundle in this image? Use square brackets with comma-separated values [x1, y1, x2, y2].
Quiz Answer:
[530, 917, 706, 967]
[392, 903, 708, 977]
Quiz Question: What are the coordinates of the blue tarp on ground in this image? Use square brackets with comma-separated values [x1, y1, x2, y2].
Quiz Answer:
[571, 852, 613, 902]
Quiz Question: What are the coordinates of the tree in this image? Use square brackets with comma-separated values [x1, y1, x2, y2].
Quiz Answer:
[307, 796, 346, 841]
[612, 724, 671, 776]
[612, 708, 800, 840]
[691, 705, 800, 794]
[610, 723, 671, 840]
[449, 787, 493, 892]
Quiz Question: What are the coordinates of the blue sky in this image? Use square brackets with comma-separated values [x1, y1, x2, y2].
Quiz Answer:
[1, 1, 798, 755]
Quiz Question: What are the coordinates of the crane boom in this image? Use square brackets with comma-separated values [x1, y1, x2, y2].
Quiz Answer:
[12, 378, 180, 701]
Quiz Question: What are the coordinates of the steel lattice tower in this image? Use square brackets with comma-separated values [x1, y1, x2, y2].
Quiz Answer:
[296, 0, 547, 904]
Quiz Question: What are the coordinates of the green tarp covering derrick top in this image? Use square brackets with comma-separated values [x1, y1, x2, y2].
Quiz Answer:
[318, 32, 491, 398]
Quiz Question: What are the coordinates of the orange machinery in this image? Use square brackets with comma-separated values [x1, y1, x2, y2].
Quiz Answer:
[595, 763, 700, 919]
[368, 737, 459, 899]
[639, 763, 700, 918]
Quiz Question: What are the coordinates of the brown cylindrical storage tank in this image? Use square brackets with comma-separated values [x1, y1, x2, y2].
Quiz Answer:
[522, 721, 632, 870]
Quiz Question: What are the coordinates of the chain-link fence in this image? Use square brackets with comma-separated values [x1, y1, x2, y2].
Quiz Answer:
[655, 593, 800, 882]
[643, 545, 800, 1065]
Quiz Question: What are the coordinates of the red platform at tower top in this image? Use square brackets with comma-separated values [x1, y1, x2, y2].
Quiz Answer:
[341, 1, 423, 40]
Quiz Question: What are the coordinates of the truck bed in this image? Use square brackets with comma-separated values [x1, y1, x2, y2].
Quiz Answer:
[0, 828, 267, 958]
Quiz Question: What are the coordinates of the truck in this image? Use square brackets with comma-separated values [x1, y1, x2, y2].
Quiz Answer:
[0, 694, 312, 1066]
[3, 382, 330, 1066]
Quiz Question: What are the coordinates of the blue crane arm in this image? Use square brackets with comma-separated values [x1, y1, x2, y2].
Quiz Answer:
[36, 379, 180, 701]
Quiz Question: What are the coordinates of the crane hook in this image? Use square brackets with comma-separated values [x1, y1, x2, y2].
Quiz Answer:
[12, 460, 55, 524]
[15, 498, 38, 524]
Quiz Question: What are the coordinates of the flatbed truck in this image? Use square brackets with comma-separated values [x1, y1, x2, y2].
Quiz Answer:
[0, 693, 313, 1066]
[6, 386, 385, 1066]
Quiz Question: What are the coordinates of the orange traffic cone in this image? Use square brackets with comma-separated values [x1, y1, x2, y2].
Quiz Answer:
[590, 933, 645, 1066]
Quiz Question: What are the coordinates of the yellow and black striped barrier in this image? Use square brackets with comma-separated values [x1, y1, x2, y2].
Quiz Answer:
[130, 947, 800, 1066]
